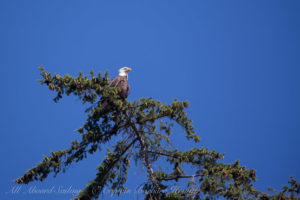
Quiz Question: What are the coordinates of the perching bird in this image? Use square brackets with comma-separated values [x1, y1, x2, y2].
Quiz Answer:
[108, 67, 132, 99]
[99, 67, 132, 113]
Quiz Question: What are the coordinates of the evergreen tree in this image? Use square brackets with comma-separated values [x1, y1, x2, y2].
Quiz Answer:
[15, 67, 300, 200]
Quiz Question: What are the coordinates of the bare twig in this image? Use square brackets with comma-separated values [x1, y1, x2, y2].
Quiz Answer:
[158, 174, 202, 181]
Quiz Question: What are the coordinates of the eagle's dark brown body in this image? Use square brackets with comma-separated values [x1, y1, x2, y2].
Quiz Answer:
[99, 67, 131, 113]
[108, 75, 130, 99]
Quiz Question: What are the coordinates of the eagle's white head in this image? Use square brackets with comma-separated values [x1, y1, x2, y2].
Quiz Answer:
[118, 67, 132, 77]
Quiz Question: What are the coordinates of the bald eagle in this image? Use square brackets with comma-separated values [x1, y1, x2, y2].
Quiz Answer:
[99, 67, 132, 113]
[108, 67, 132, 99]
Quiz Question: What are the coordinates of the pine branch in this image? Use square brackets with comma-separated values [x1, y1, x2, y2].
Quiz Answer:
[74, 137, 138, 200]
[15, 123, 122, 184]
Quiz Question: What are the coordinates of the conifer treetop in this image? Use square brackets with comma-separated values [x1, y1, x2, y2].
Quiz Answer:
[15, 67, 299, 200]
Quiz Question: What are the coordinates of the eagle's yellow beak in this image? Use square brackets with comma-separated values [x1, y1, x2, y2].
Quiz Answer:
[126, 68, 132, 72]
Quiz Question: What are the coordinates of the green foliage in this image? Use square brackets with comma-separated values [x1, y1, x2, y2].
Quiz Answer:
[15, 66, 299, 200]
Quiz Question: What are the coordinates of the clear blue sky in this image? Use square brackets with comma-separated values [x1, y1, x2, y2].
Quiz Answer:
[0, 0, 299, 199]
